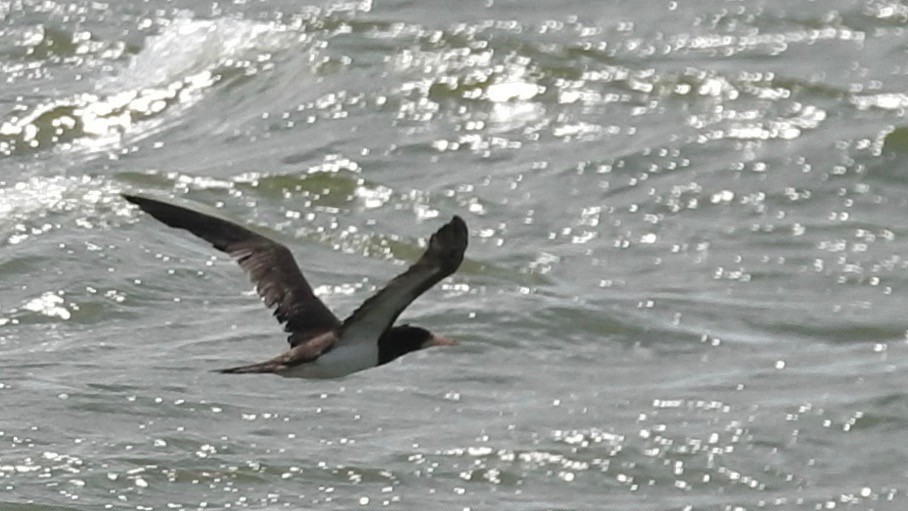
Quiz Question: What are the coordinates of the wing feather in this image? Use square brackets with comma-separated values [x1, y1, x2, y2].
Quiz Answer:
[122, 194, 341, 343]
[338, 216, 468, 346]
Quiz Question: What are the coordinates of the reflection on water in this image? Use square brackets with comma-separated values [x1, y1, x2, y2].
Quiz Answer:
[2, 0, 908, 510]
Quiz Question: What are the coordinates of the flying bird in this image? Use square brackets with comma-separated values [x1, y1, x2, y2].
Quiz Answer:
[122, 194, 467, 378]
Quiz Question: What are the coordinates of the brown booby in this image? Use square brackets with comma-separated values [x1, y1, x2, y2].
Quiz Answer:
[122, 194, 467, 377]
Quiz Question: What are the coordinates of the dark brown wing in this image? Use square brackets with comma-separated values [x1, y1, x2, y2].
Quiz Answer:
[122, 194, 341, 343]
[338, 216, 467, 347]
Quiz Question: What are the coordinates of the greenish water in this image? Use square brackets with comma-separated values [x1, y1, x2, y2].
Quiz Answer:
[1, 0, 907, 509]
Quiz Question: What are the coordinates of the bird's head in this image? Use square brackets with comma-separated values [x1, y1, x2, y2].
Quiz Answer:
[377, 324, 456, 365]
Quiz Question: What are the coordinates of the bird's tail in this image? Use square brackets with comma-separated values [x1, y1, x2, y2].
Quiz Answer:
[216, 361, 284, 374]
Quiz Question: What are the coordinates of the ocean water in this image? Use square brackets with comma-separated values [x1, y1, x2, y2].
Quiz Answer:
[1, 0, 908, 509]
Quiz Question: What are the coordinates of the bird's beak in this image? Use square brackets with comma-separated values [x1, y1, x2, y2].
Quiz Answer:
[424, 334, 457, 348]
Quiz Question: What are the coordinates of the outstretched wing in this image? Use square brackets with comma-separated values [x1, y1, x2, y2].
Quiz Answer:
[338, 216, 468, 346]
[122, 194, 341, 343]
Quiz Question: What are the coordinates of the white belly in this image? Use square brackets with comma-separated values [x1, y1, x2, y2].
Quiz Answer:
[278, 341, 379, 379]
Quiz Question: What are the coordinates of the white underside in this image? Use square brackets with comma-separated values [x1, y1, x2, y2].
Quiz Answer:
[278, 336, 380, 379]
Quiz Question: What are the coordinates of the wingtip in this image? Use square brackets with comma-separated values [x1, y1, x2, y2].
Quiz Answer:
[450, 215, 467, 230]
[121, 193, 158, 210]
[121, 192, 141, 204]
[445, 215, 468, 241]
[422, 214, 468, 270]
[433, 215, 467, 248]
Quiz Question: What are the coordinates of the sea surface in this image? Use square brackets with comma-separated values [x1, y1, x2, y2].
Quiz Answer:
[1, 0, 908, 509]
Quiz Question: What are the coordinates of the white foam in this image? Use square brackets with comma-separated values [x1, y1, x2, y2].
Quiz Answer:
[23, 292, 71, 320]
[3, 15, 304, 155]
[101, 15, 300, 93]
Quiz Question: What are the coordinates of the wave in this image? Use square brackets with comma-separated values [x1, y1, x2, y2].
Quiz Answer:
[1, 15, 303, 157]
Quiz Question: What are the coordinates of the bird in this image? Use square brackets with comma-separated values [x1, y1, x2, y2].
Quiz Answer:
[121, 193, 468, 378]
